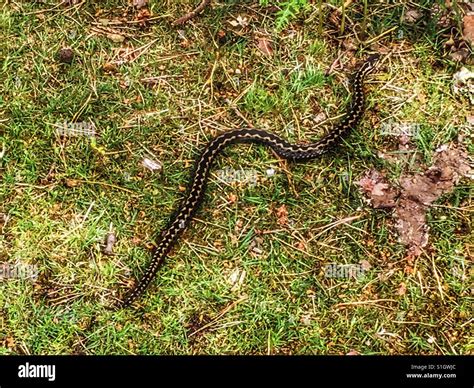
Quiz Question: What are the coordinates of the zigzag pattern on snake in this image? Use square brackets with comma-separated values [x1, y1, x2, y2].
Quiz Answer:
[117, 54, 380, 308]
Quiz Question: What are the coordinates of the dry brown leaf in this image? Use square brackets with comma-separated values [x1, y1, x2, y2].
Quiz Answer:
[357, 170, 398, 209]
[132, 0, 148, 8]
[103, 62, 119, 73]
[65, 178, 80, 188]
[342, 37, 357, 51]
[229, 15, 249, 28]
[402, 8, 423, 24]
[346, 350, 361, 355]
[137, 8, 151, 22]
[296, 241, 306, 251]
[141, 158, 162, 172]
[300, 313, 312, 326]
[227, 267, 246, 291]
[131, 236, 141, 245]
[6, 336, 15, 349]
[360, 146, 471, 257]
[360, 260, 372, 271]
[103, 232, 117, 256]
[397, 282, 407, 296]
[276, 204, 288, 226]
[450, 48, 470, 62]
[227, 193, 238, 204]
[256, 37, 273, 57]
[462, 14, 474, 45]
[230, 219, 244, 246]
[107, 33, 125, 43]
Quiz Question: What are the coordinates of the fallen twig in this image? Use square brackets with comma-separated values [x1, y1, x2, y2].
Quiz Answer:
[173, 0, 211, 26]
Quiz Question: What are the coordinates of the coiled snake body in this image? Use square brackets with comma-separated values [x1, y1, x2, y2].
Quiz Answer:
[118, 55, 379, 308]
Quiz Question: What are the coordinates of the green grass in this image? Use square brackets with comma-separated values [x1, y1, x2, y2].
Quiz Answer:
[0, 1, 472, 355]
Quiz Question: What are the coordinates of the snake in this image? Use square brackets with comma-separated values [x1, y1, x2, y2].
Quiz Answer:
[117, 54, 380, 308]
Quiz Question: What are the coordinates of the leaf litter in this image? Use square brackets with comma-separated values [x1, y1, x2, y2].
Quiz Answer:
[358, 145, 472, 256]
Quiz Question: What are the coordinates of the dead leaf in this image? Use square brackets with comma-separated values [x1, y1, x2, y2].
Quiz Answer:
[357, 170, 399, 209]
[103, 232, 117, 256]
[450, 47, 471, 62]
[276, 204, 288, 226]
[65, 178, 80, 188]
[462, 14, 474, 45]
[296, 241, 306, 251]
[132, 0, 148, 8]
[453, 67, 474, 103]
[103, 62, 119, 73]
[141, 158, 162, 172]
[361, 146, 472, 257]
[300, 313, 312, 326]
[397, 282, 407, 296]
[250, 236, 264, 256]
[6, 336, 15, 349]
[137, 8, 151, 22]
[228, 15, 249, 28]
[107, 33, 125, 43]
[228, 193, 238, 204]
[231, 219, 244, 246]
[131, 236, 141, 245]
[256, 37, 273, 57]
[346, 350, 361, 355]
[342, 37, 357, 51]
[360, 260, 372, 271]
[227, 267, 246, 291]
[402, 8, 423, 24]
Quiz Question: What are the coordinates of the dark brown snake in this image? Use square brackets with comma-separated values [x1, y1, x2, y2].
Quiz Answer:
[117, 55, 380, 308]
